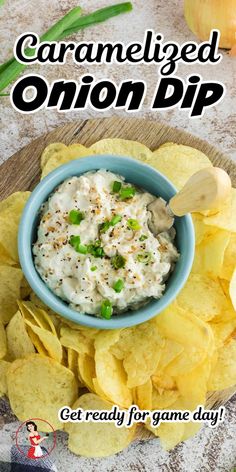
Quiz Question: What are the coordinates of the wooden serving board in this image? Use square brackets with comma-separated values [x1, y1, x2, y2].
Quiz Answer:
[0, 117, 235, 413]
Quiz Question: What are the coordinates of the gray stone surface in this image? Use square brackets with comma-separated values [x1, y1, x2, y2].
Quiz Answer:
[0, 1, 236, 470]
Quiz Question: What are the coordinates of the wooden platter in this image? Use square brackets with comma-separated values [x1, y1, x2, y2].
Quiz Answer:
[0, 117, 235, 412]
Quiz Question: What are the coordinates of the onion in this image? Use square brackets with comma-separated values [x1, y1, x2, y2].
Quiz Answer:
[184, 0, 236, 49]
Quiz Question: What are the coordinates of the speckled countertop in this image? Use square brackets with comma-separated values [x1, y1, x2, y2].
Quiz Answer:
[0, 1, 236, 471]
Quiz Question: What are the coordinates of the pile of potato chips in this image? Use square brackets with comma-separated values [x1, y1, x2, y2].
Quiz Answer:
[0, 139, 236, 457]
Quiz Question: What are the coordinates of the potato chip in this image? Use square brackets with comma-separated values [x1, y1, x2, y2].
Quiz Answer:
[95, 347, 132, 408]
[146, 420, 185, 450]
[0, 321, 7, 359]
[210, 320, 236, 348]
[20, 277, 32, 299]
[0, 192, 30, 263]
[60, 326, 94, 357]
[191, 213, 217, 245]
[229, 268, 236, 311]
[67, 143, 91, 159]
[6, 310, 35, 360]
[78, 353, 96, 392]
[203, 188, 236, 232]
[111, 320, 164, 388]
[0, 360, 11, 397]
[208, 339, 236, 391]
[154, 339, 183, 373]
[67, 348, 78, 377]
[181, 421, 202, 442]
[0, 244, 15, 266]
[152, 373, 176, 391]
[29, 293, 61, 333]
[24, 318, 62, 363]
[89, 138, 152, 163]
[220, 234, 236, 281]
[152, 388, 179, 409]
[41, 144, 90, 179]
[135, 379, 152, 410]
[177, 274, 229, 322]
[40, 142, 68, 168]
[7, 354, 78, 431]
[150, 144, 212, 190]
[156, 304, 214, 375]
[93, 377, 110, 401]
[22, 301, 58, 336]
[65, 393, 135, 457]
[191, 231, 230, 278]
[175, 359, 211, 407]
[26, 326, 49, 357]
[0, 265, 24, 324]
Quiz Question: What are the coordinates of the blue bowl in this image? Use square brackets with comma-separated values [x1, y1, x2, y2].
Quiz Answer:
[18, 155, 195, 329]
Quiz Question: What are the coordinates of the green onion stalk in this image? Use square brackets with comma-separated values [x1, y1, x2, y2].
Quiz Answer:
[0, 3, 132, 94]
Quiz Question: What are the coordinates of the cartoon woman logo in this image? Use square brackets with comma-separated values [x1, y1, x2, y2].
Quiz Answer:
[15, 418, 56, 461]
[26, 420, 49, 459]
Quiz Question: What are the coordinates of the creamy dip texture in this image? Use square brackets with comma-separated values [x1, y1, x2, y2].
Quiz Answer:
[33, 170, 178, 318]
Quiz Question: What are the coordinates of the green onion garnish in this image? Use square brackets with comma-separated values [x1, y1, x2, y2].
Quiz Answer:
[77, 244, 87, 254]
[137, 252, 152, 263]
[87, 241, 105, 258]
[91, 266, 97, 271]
[127, 219, 141, 230]
[110, 215, 122, 226]
[111, 254, 126, 269]
[139, 235, 148, 241]
[101, 299, 113, 319]
[119, 187, 136, 200]
[113, 279, 124, 293]
[99, 221, 111, 233]
[100, 215, 122, 233]
[112, 181, 122, 193]
[69, 209, 85, 225]
[69, 235, 81, 250]
[69, 235, 87, 254]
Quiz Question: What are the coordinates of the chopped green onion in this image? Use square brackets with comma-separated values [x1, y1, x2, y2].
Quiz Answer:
[110, 214, 122, 226]
[91, 266, 97, 272]
[111, 254, 126, 270]
[112, 181, 122, 193]
[99, 220, 111, 233]
[113, 279, 124, 293]
[137, 252, 152, 263]
[101, 299, 113, 319]
[119, 187, 136, 200]
[127, 219, 141, 230]
[77, 244, 88, 254]
[87, 241, 105, 258]
[69, 235, 81, 250]
[69, 235, 87, 254]
[139, 235, 148, 241]
[69, 209, 85, 225]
